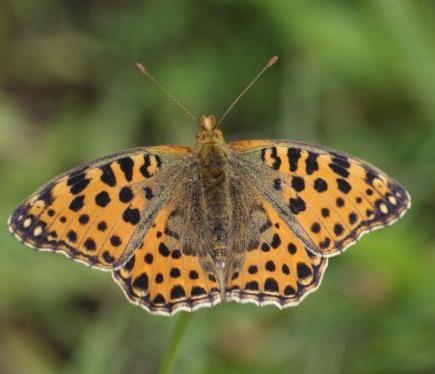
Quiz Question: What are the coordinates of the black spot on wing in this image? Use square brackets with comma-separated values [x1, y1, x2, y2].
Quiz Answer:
[291, 176, 305, 192]
[79, 214, 89, 224]
[110, 235, 122, 247]
[70, 178, 90, 195]
[140, 154, 153, 178]
[289, 197, 306, 214]
[84, 238, 96, 251]
[265, 261, 276, 271]
[264, 278, 279, 292]
[305, 152, 319, 175]
[144, 187, 154, 200]
[155, 273, 164, 283]
[334, 223, 344, 236]
[102, 251, 115, 263]
[273, 178, 282, 191]
[38, 183, 55, 204]
[122, 208, 140, 225]
[365, 168, 379, 186]
[159, 242, 170, 257]
[170, 285, 186, 299]
[171, 249, 181, 259]
[297, 262, 312, 279]
[155, 154, 162, 168]
[119, 187, 134, 203]
[67, 230, 77, 243]
[191, 286, 206, 297]
[67, 172, 87, 187]
[170, 268, 181, 278]
[311, 222, 321, 233]
[153, 294, 166, 304]
[189, 270, 199, 279]
[349, 212, 358, 224]
[284, 285, 296, 296]
[270, 233, 281, 249]
[133, 273, 149, 291]
[281, 264, 290, 275]
[261, 148, 266, 162]
[287, 147, 301, 172]
[95, 191, 111, 207]
[328, 163, 349, 178]
[330, 153, 351, 169]
[117, 157, 134, 182]
[314, 178, 327, 192]
[337, 178, 352, 194]
[100, 164, 117, 187]
[336, 197, 345, 207]
[144, 253, 153, 264]
[287, 243, 297, 254]
[321, 208, 330, 218]
[270, 147, 281, 170]
[245, 281, 259, 291]
[69, 195, 85, 212]
[97, 221, 107, 231]
[319, 237, 331, 249]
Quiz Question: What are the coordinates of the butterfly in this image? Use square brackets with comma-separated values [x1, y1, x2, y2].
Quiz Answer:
[8, 58, 411, 316]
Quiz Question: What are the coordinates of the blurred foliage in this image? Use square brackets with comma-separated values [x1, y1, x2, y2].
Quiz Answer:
[1, 0, 434, 373]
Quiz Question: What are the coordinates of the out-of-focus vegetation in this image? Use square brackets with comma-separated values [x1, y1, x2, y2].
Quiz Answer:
[1, 1, 434, 373]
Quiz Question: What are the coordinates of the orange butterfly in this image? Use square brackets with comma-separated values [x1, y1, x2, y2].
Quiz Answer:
[8, 57, 411, 316]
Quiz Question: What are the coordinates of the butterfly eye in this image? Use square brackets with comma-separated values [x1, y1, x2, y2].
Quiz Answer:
[199, 115, 217, 131]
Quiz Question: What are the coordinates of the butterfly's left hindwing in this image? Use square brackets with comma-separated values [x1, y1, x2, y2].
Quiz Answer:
[225, 197, 327, 308]
[230, 140, 411, 257]
[8, 146, 191, 270]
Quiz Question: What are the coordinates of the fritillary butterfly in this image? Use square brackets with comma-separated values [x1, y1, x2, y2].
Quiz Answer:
[8, 58, 411, 316]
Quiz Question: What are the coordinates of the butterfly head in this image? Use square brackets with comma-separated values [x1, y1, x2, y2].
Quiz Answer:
[196, 115, 224, 144]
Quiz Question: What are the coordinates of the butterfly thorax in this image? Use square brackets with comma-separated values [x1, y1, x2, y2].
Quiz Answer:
[195, 115, 232, 269]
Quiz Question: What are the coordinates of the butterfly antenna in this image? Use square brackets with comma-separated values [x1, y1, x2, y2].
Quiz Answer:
[135, 62, 197, 122]
[218, 56, 278, 126]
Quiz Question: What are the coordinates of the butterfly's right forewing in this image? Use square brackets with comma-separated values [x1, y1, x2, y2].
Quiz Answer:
[8, 146, 191, 270]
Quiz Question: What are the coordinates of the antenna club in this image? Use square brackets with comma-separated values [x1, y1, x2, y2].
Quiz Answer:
[135, 62, 147, 74]
[266, 56, 278, 68]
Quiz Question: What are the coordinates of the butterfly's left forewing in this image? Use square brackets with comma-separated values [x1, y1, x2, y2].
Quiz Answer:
[8, 146, 191, 270]
[230, 140, 411, 257]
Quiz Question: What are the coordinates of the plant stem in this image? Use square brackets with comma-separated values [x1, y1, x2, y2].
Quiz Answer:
[158, 313, 193, 374]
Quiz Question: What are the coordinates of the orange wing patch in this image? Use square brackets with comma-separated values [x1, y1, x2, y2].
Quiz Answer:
[230, 140, 411, 257]
[113, 204, 221, 316]
[226, 198, 327, 308]
[8, 147, 190, 269]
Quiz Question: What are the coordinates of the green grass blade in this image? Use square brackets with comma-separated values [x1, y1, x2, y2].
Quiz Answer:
[158, 312, 193, 374]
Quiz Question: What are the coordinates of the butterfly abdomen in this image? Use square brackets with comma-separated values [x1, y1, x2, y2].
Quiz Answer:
[198, 144, 232, 262]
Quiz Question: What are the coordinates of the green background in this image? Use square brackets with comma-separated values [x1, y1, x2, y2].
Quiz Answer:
[1, 1, 434, 373]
